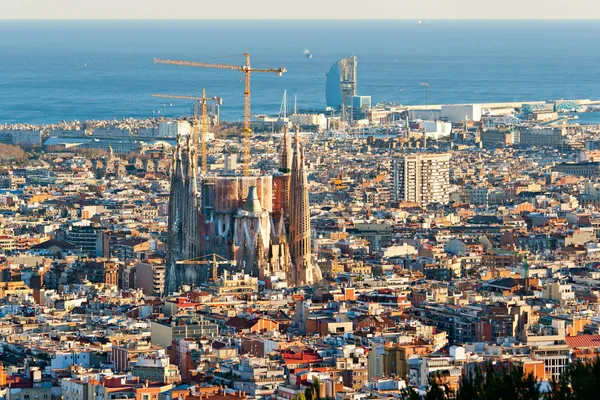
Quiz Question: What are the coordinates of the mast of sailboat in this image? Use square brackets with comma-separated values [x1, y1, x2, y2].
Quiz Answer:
[279, 90, 287, 119]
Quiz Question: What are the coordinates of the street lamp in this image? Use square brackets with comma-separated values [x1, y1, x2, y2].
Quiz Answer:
[419, 82, 429, 110]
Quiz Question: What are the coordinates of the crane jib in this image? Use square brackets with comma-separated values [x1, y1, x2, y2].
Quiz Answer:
[154, 53, 286, 177]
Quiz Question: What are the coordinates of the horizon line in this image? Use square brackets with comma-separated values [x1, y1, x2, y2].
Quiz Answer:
[2, 17, 600, 21]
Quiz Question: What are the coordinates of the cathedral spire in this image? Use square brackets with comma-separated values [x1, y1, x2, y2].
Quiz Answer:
[291, 126, 300, 180]
[165, 131, 202, 295]
[279, 125, 293, 173]
[288, 126, 321, 286]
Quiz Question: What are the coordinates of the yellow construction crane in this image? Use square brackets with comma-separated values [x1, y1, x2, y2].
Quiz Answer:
[154, 53, 286, 176]
[150, 90, 222, 175]
[175, 253, 233, 281]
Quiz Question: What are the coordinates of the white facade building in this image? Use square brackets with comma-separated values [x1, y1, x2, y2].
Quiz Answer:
[441, 104, 482, 122]
[542, 282, 575, 304]
[422, 121, 452, 139]
[392, 153, 451, 206]
[49, 350, 91, 370]
[0, 130, 42, 146]
[138, 127, 159, 137]
[14, 130, 43, 146]
[289, 114, 328, 131]
[158, 121, 191, 138]
[49, 129, 86, 138]
[93, 128, 131, 138]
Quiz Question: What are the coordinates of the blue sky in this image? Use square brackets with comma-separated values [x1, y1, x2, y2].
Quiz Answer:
[2, 0, 600, 19]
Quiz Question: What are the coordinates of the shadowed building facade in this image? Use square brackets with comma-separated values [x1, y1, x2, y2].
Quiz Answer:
[166, 127, 320, 294]
[165, 131, 202, 295]
[288, 131, 322, 285]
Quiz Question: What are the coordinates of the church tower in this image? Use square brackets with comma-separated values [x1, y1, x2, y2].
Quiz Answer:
[288, 127, 321, 286]
[277, 125, 293, 219]
[279, 125, 293, 174]
[165, 130, 202, 295]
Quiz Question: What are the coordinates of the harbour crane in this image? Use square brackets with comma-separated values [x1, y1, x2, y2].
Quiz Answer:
[150, 90, 222, 175]
[154, 53, 287, 176]
[175, 253, 233, 281]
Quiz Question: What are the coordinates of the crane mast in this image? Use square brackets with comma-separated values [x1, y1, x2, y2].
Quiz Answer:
[243, 54, 252, 175]
[154, 53, 286, 176]
[150, 91, 221, 175]
[201, 88, 209, 175]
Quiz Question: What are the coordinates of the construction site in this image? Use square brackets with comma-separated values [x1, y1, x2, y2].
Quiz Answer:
[159, 53, 321, 295]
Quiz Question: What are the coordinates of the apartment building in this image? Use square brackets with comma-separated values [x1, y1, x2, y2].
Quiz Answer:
[392, 153, 451, 206]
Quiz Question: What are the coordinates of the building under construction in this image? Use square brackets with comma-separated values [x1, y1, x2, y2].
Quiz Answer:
[165, 130, 202, 295]
[165, 128, 321, 294]
[160, 53, 319, 294]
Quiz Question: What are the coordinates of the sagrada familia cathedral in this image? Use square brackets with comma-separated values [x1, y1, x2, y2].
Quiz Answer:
[165, 127, 321, 294]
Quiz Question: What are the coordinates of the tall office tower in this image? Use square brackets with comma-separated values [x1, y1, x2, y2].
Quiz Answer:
[288, 132, 322, 285]
[165, 131, 202, 295]
[326, 56, 357, 121]
[392, 153, 451, 206]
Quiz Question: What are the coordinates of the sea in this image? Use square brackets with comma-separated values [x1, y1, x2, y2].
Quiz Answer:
[2, 19, 600, 125]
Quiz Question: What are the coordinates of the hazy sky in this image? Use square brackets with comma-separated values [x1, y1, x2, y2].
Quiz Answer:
[2, 0, 600, 20]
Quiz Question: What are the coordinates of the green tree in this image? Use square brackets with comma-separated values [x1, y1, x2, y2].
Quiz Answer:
[457, 363, 540, 400]
[425, 375, 450, 400]
[399, 358, 600, 400]
[304, 387, 313, 400]
[292, 393, 306, 400]
[399, 387, 422, 400]
[456, 366, 484, 400]
[399, 374, 449, 400]
[547, 357, 600, 400]
[312, 377, 321, 400]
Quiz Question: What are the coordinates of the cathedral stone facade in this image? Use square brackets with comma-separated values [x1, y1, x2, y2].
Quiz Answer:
[165, 127, 321, 295]
[165, 132, 203, 295]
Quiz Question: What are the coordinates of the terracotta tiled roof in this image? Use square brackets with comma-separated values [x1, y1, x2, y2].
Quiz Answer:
[281, 349, 323, 364]
[565, 335, 600, 349]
